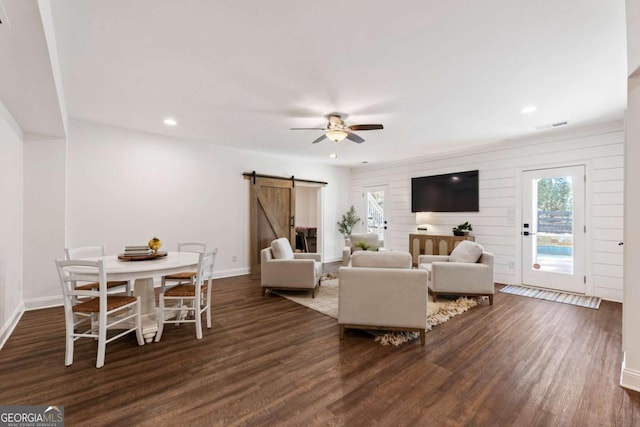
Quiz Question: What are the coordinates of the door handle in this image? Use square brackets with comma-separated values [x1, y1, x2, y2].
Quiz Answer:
[522, 231, 536, 236]
[290, 216, 295, 228]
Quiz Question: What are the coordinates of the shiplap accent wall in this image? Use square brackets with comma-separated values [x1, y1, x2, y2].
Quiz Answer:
[350, 121, 624, 301]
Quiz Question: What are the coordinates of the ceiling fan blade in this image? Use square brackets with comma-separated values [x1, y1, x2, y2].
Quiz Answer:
[348, 124, 384, 131]
[346, 132, 365, 144]
[291, 127, 326, 130]
[311, 134, 328, 144]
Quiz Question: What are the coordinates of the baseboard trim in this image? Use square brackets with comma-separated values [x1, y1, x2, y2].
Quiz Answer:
[0, 302, 25, 350]
[620, 353, 640, 392]
[22, 267, 251, 312]
[213, 267, 251, 278]
[24, 295, 64, 311]
[593, 287, 623, 303]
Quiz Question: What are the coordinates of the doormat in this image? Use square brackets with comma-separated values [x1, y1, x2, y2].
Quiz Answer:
[500, 284, 601, 309]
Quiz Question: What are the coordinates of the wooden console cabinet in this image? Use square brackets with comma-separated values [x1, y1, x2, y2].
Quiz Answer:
[409, 233, 475, 267]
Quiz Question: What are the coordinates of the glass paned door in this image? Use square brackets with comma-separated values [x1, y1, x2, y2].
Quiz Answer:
[363, 185, 387, 247]
[522, 166, 585, 293]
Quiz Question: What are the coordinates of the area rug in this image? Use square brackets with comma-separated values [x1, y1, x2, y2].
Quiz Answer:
[500, 284, 601, 309]
[273, 279, 479, 346]
[274, 279, 340, 318]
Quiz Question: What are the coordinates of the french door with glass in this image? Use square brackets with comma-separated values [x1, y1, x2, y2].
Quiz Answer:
[363, 185, 387, 247]
[521, 166, 586, 293]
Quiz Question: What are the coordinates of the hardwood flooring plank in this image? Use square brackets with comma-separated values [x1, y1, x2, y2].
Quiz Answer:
[1, 263, 640, 426]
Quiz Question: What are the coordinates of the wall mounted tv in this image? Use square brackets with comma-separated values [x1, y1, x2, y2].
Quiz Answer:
[411, 170, 479, 212]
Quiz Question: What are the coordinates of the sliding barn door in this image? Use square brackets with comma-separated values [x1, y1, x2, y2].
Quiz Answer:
[249, 177, 296, 273]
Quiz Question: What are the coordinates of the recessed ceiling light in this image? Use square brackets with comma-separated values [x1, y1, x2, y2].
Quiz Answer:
[163, 118, 177, 126]
[329, 153, 338, 159]
[521, 105, 537, 114]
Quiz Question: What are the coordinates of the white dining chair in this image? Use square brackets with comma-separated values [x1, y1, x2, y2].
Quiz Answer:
[65, 245, 132, 295]
[55, 258, 144, 368]
[161, 241, 208, 286]
[155, 249, 217, 341]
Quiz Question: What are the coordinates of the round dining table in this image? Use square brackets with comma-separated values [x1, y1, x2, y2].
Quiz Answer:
[71, 251, 200, 342]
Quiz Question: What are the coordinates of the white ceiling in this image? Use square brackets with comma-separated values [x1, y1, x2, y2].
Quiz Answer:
[1, 0, 629, 165]
[0, 0, 66, 137]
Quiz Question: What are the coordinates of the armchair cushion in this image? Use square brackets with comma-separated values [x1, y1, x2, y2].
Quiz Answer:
[343, 233, 383, 266]
[339, 267, 428, 328]
[349, 233, 381, 251]
[260, 243, 322, 297]
[351, 251, 412, 269]
[449, 240, 484, 263]
[271, 237, 294, 260]
[294, 252, 322, 262]
[419, 250, 495, 304]
[338, 266, 429, 345]
[418, 255, 450, 265]
[342, 247, 352, 266]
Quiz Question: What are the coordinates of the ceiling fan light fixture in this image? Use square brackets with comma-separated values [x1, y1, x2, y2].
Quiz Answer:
[326, 129, 348, 142]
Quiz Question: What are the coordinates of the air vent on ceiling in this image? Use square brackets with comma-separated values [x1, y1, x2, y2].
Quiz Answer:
[535, 121, 569, 130]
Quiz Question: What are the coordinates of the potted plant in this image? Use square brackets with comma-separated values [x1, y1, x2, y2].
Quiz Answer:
[452, 221, 473, 236]
[337, 206, 361, 238]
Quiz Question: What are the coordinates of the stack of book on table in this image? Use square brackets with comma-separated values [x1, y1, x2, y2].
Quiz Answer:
[123, 245, 152, 256]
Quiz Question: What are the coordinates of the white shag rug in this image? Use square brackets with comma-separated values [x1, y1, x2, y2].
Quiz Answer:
[273, 278, 479, 346]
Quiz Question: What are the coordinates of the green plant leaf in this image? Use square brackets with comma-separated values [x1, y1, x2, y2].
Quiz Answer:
[337, 205, 361, 237]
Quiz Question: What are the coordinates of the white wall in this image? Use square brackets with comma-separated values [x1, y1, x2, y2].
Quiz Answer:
[22, 134, 66, 309]
[0, 102, 24, 348]
[63, 119, 349, 262]
[19, 120, 351, 310]
[20, 120, 350, 308]
[350, 121, 624, 301]
[621, 0, 640, 392]
[628, 0, 640, 75]
[295, 186, 318, 228]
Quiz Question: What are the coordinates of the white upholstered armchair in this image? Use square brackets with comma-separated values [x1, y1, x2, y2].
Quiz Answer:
[418, 240, 495, 304]
[342, 232, 384, 266]
[261, 238, 323, 297]
[338, 251, 429, 345]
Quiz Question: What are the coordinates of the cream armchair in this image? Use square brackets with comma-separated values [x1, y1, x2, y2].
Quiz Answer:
[342, 232, 384, 266]
[338, 251, 429, 345]
[261, 238, 322, 298]
[418, 240, 495, 304]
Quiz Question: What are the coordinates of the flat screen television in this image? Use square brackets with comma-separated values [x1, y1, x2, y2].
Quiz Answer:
[411, 170, 479, 212]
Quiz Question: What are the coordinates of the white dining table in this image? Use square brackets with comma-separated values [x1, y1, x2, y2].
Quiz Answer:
[71, 251, 200, 343]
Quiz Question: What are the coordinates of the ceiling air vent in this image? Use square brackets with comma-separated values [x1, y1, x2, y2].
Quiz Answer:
[535, 121, 569, 130]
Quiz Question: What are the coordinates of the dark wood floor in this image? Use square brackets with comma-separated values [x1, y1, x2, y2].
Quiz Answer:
[2, 262, 639, 426]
